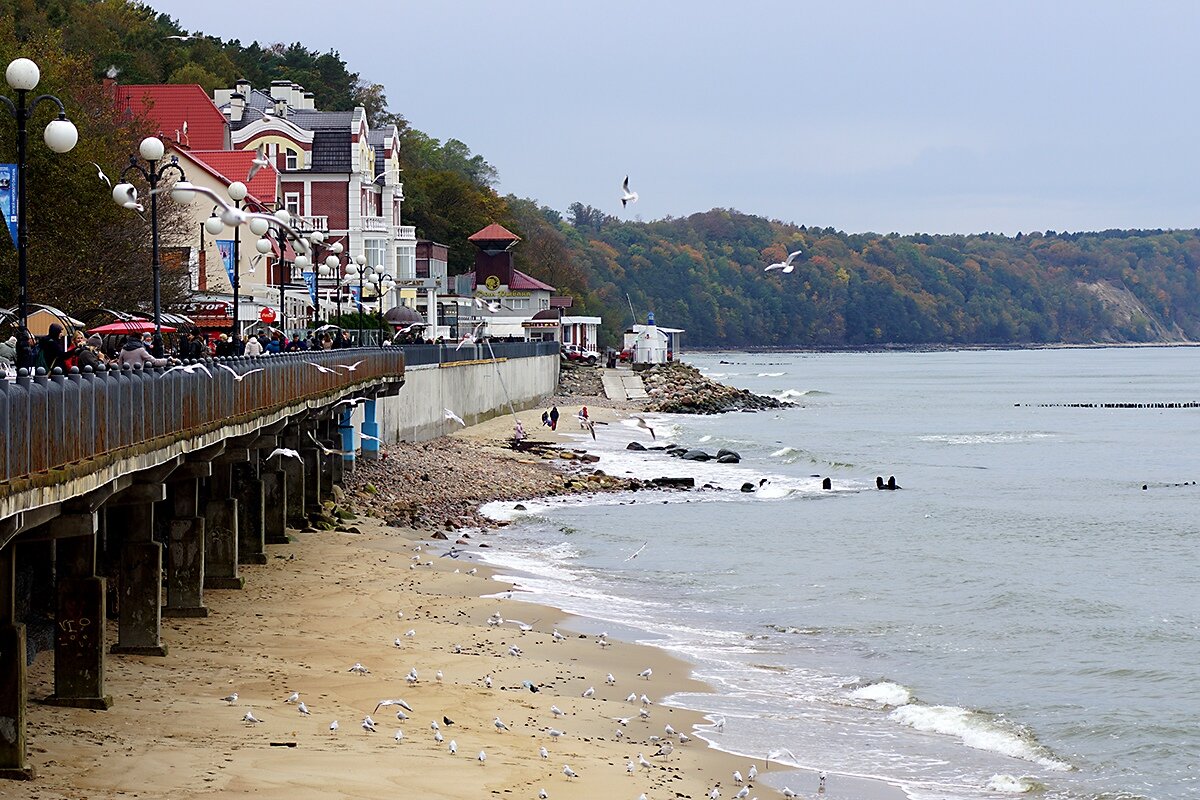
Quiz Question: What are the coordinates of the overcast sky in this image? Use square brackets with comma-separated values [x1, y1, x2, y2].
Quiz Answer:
[149, 0, 1200, 236]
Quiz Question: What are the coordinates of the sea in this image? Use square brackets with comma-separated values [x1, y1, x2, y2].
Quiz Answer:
[475, 347, 1200, 800]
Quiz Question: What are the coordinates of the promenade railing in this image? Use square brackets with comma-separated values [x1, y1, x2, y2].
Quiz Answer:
[396, 339, 559, 367]
[0, 348, 404, 486]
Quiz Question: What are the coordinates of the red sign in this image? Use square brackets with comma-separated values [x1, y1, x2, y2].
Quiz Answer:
[259, 307, 277, 324]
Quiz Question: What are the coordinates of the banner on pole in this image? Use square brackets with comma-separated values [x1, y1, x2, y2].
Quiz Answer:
[302, 270, 318, 308]
[350, 284, 362, 311]
[217, 239, 236, 289]
[0, 164, 18, 249]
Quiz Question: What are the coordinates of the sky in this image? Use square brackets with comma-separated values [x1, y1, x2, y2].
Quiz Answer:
[148, 0, 1200, 236]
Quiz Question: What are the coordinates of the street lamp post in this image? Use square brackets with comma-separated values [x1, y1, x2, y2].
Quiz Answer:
[346, 255, 374, 346]
[225, 181, 250, 346]
[247, 207, 293, 339]
[315, 239, 344, 327]
[114, 136, 185, 357]
[374, 272, 395, 346]
[0, 58, 78, 368]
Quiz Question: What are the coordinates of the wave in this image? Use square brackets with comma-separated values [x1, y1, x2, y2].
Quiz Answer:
[770, 446, 799, 458]
[849, 681, 914, 707]
[890, 704, 1073, 771]
[757, 372, 785, 377]
[918, 433, 1056, 445]
[985, 775, 1045, 793]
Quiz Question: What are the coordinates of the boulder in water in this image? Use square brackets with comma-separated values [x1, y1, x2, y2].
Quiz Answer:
[716, 453, 740, 463]
[681, 450, 712, 461]
[626, 441, 646, 451]
[740, 482, 756, 493]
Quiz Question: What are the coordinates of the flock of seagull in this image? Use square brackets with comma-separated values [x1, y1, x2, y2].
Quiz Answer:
[216, 569, 823, 800]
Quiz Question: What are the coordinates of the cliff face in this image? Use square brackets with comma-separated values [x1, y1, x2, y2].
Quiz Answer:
[1079, 281, 1190, 343]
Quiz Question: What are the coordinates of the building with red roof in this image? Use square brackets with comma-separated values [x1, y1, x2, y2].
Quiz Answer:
[114, 84, 229, 151]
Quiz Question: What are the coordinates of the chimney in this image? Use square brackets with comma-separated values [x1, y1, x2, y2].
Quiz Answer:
[235, 78, 251, 97]
[274, 96, 288, 118]
[229, 92, 245, 123]
[303, 92, 315, 110]
[269, 80, 290, 100]
[289, 83, 303, 109]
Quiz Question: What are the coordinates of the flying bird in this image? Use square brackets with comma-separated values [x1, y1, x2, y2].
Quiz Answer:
[247, 144, 271, 182]
[308, 432, 355, 457]
[621, 175, 639, 208]
[163, 33, 198, 41]
[625, 542, 648, 561]
[114, 183, 143, 213]
[335, 360, 365, 372]
[166, 362, 213, 378]
[307, 362, 340, 374]
[216, 363, 265, 381]
[634, 417, 656, 440]
[267, 447, 302, 462]
[444, 408, 467, 427]
[764, 250, 803, 274]
[90, 162, 111, 187]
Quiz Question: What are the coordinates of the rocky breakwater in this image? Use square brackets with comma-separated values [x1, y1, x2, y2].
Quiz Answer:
[641, 361, 789, 414]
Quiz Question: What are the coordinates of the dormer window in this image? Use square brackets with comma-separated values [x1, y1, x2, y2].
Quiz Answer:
[285, 148, 298, 170]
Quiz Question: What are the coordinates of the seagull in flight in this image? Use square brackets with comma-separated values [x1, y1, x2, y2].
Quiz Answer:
[335, 360, 365, 372]
[165, 362, 213, 378]
[633, 416, 656, 440]
[444, 408, 466, 427]
[307, 362, 340, 374]
[374, 698, 413, 714]
[308, 433, 356, 457]
[267, 447, 302, 462]
[148, 182, 304, 243]
[625, 542, 648, 561]
[621, 175, 639, 208]
[764, 249, 803, 274]
[163, 33, 199, 41]
[247, 144, 271, 182]
[216, 363, 265, 382]
[334, 396, 368, 408]
[114, 183, 143, 213]
[90, 162, 111, 187]
[359, 432, 386, 444]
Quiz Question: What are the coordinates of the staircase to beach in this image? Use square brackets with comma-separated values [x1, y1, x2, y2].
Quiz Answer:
[601, 367, 648, 401]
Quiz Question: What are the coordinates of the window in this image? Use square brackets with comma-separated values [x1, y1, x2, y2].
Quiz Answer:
[540, 297, 550, 310]
[365, 239, 386, 271]
[284, 193, 300, 216]
[508, 297, 530, 311]
[395, 244, 415, 280]
[285, 148, 298, 170]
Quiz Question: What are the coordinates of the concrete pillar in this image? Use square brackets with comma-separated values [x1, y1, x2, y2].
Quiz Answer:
[163, 479, 207, 618]
[204, 460, 242, 589]
[45, 520, 112, 710]
[234, 456, 266, 564]
[279, 427, 306, 527]
[0, 544, 34, 779]
[360, 399, 380, 460]
[261, 469, 289, 545]
[302, 446, 322, 514]
[109, 501, 168, 656]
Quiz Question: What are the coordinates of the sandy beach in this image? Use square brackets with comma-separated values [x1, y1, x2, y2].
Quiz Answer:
[13, 398, 906, 800]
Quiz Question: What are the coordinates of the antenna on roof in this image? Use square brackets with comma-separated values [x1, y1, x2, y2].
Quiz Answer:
[626, 293, 636, 327]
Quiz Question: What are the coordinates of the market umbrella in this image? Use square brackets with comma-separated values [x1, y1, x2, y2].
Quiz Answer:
[87, 320, 177, 335]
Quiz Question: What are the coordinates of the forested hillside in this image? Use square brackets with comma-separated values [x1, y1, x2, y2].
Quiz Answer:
[6, 0, 1200, 348]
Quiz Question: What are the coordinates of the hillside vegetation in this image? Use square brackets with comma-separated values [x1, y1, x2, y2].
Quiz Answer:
[6, 0, 1200, 348]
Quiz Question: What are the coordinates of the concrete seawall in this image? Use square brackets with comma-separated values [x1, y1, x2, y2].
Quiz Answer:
[377, 353, 559, 442]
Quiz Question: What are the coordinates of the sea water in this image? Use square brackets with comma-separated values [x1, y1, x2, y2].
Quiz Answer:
[477, 348, 1200, 800]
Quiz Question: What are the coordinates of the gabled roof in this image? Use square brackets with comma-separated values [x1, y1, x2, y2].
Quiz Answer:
[310, 130, 352, 172]
[185, 150, 280, 205]
[116, 84, 227, 151]
[511, 269, 556, 292]
[468, 223, 520, 242]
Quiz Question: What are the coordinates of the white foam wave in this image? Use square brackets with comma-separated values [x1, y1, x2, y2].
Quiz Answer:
[773, 389, 808, 400]
[698, 435, 713, 443]
[756, 483, 795, 499]
[890, 704, 1071, 771]
[770, 446, 799, 458]
[918, 433, 1056, 445]
[757, 372, 785, 377]
[985, 775, 1042, 793]
[850, 681, 913, 707]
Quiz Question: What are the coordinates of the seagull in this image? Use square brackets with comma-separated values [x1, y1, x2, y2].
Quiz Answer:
[641, 693, 652, 705]
[308, 432, 356, 457]
[443, 715, 454, 726]
[267, 447, 302, 462]
[639, 707, 650, 719]
[359, 433, 386, 444]
[539, 746, 549, 759]
[546, 728, 564, 740]
[373, 698, 412, 713]
[665, 724, 676, 735]
[435, 730, 444, 744]
[216, 363, 265, 382]
[329, 719, 338, 733]
[284, 692, 299, 704]
[477, 749, 487, 765]
[114, 183, 143, 213]
[335, 360, 365, 372]
[247, 144, 271, 182]
[782, 790, 797, 799]
[562, 765, 577, 780]
[396, 321, 427, 334]
[221, 692, 238, 704]
[638, 753, 653, 769]
[679, 733, 691, 744]
[734, 770, 744, 785]
[538, 790, 548, 800]
[748, 765, 758, 780]
[626, 760, 635, 774]
[393, 729, 403, 742]
[552, 630, 566, 643]
[347, 662, 370, 674]
[709, 788, 720, 800]
[522, 680, 539, 693]
[735, 789, 749, 799]
[621, 175, 639, 208]
[361, 716, 377, 732]
[625, 542, 648, 561]
[449, 739, 457, 754]
[90, 162, 111, 187]
[653, 741, 674, 758]
[484, 675, 493, 688]
[148, 182, 303, 242]
[764, 249, 803, 274]
[639, 668, 653, 680]
[297, 702, 310, 715]
[634, 417, 656, 440]
[582, 687, 595, 698]
[249, 253, 263, 273]
[395, 709, 409, 721]
[166, 362, 213, 378]
[435, 670, 444, 683]
[444, 408, 467, 427]
[493, 717, 509, 732]
[163, 33, 198, 41]
[307, 362, 340, 374]
[242, 710, 263, 723]
[626, 693, 638, 703]
[431, 720, 440, 731]
[550, 704, 566, 718]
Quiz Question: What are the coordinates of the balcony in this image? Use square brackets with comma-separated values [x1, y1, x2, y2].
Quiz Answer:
[397, 225, 416, 240]
[292, 215, 328, 231]
[362, 216, 388, 232]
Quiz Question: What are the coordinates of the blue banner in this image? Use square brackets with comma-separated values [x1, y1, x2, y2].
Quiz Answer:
[350, 284, 362, 311]
[0, 164, 17, 249]
[302, 270, 318, 308]
[217, 239, 236, 289]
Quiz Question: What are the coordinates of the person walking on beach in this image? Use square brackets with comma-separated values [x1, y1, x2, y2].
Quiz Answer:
[513, 419, 527, 445]
[549, 405, 559, 431]
[541, 410, 551, 428]
[578, 406, 589, 428]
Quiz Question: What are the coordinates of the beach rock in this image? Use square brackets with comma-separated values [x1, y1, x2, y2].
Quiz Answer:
[478, 542, 491, 548]
[651, 477, 695, 489]
[626, 441, 646, 451]
[579, 453, 600, 463]
[716, 448, 740, 460]
[430, 531, 449, 540]
[740, 482, 756, 493]
[514, 503, 527, 511]
[716, 453, 740, 463]
[681, 450, 712, 461]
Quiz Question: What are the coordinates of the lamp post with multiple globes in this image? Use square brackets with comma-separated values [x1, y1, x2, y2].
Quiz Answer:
[345, 255, 374, 345]
[0, 57, 78, 369]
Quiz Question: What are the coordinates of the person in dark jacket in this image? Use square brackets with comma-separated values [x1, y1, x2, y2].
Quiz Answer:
[38, 323, 66, 372]
[76, 334, 108, 372]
